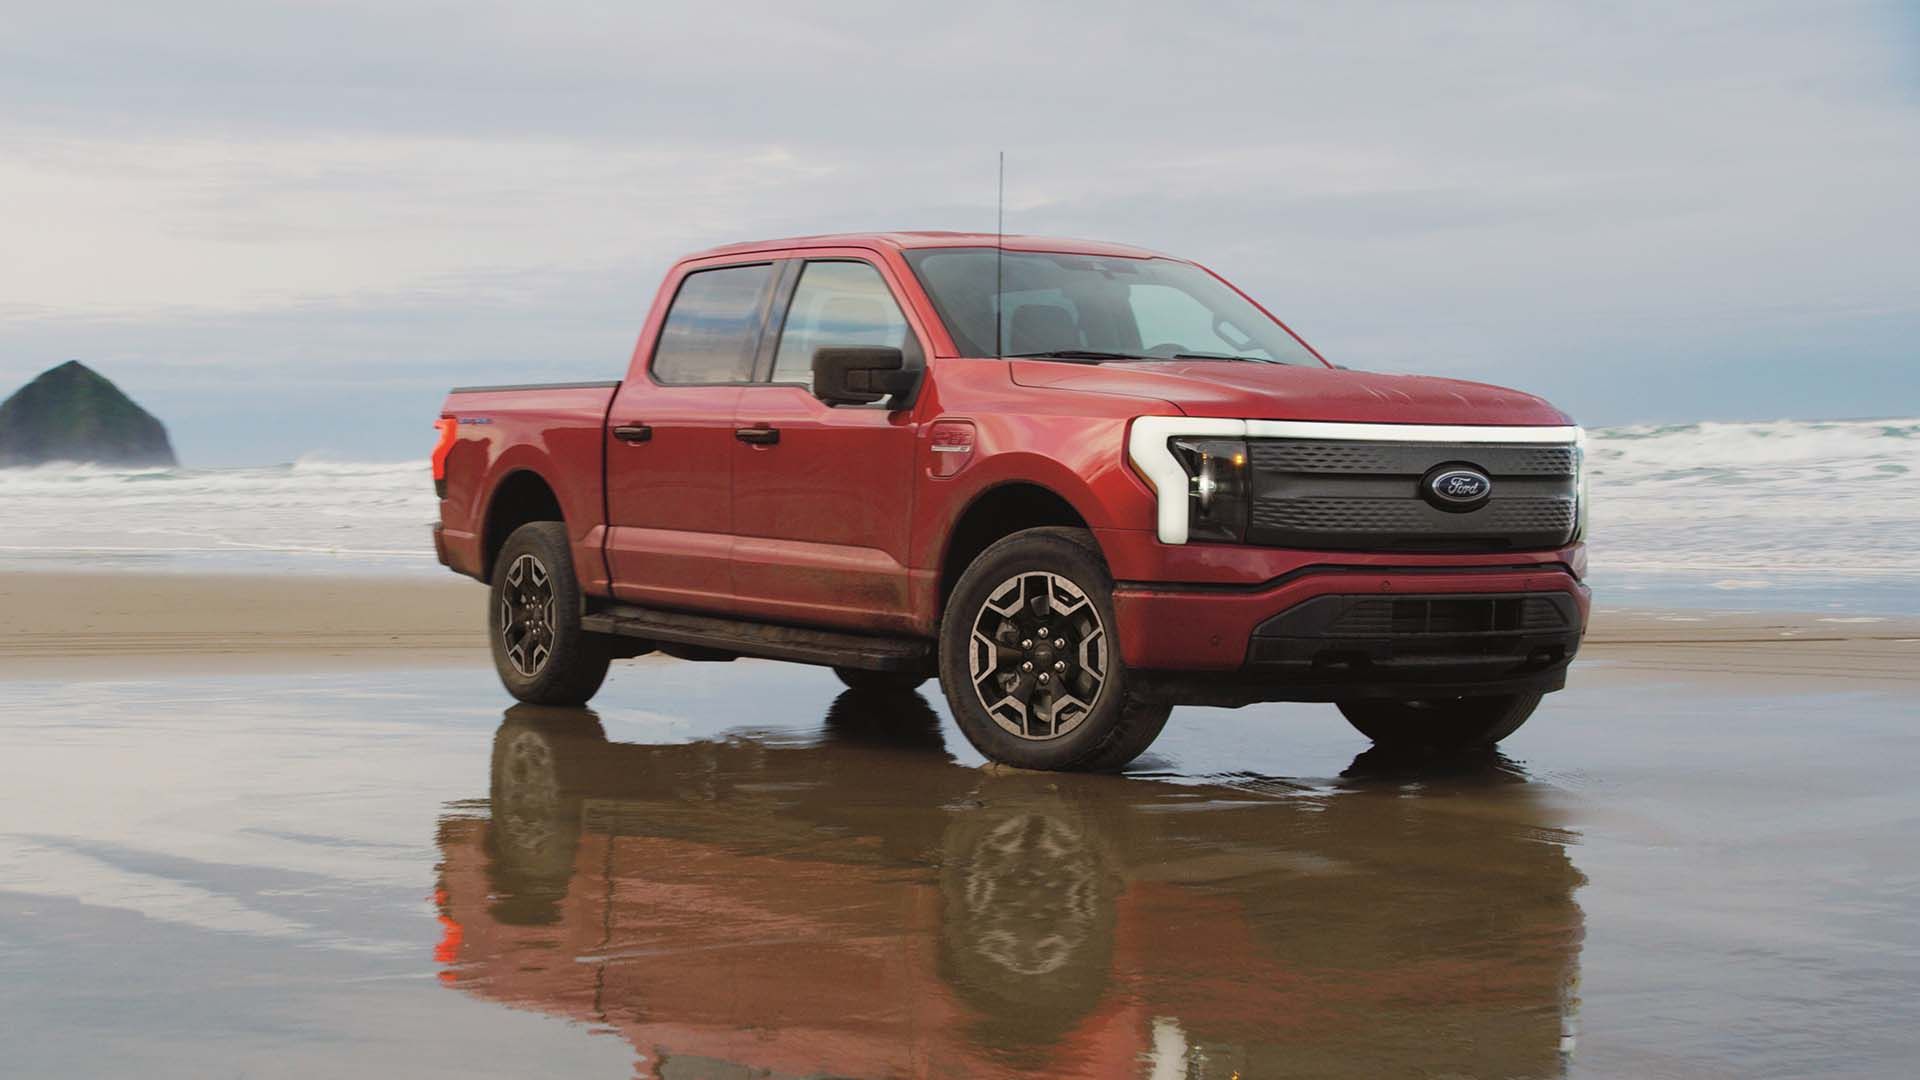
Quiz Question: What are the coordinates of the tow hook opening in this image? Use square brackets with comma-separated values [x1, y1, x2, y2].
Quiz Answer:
[1526, 645, 1566, 668]
[1312, 650, 1373, 675]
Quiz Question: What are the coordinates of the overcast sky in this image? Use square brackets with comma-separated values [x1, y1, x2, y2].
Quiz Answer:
[2, 1, 1915, 464]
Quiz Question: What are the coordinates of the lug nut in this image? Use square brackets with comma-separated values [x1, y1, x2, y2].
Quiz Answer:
[1021, 660, 1033, 672]
[1037, 627, 1049, 637]
[1038, 672, 1051, 684]
[1020, 638, 1033, 649]
[1054, 660, 1067, 672]
[1054, 638, 1066, 649]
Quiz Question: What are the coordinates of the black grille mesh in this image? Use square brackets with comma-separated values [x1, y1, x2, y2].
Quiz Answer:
[1248, 441, 1576, 476]
[1245, 436, 1578, 551]
[1323, 596, 1572, 637]
[1250, 497, 1575, 536]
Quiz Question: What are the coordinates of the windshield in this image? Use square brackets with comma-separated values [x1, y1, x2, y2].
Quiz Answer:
[902, 247, 1324, 365]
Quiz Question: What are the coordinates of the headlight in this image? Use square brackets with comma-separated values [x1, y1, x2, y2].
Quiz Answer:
[1170, 437, 1250, 542]
[1572, 427, 1590, 542]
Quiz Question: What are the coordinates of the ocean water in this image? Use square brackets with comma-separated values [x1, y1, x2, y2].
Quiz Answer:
[1581, 418, 1920, 614]
[0, 459, 436, 575]
[1, 419, 1915, 613]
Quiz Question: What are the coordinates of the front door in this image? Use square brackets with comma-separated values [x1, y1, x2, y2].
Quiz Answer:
[604, 261, 776, 613]
[729, 257, 923, 634]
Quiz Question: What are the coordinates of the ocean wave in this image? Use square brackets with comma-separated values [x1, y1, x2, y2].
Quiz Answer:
[0, 459, 437, 571]
[1585, 417, 1920, 577]
[1, 418, 1915, 585]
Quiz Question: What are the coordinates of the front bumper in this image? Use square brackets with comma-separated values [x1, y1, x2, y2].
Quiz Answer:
[1112, 566, 1589, 707]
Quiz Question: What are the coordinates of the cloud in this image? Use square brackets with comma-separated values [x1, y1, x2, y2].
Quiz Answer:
[1, 1, 1915, 462]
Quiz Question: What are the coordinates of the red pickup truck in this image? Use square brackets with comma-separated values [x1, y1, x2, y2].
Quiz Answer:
[433, 232, 1588, 771]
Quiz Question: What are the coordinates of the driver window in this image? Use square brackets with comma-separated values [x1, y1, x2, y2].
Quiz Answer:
[772, 261, 916, 388]
[1128, 283, 1272, 359]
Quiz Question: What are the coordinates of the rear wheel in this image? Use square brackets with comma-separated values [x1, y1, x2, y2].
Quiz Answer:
[833, 667, 928, 693]
[938, 527, 1171, 772]
[489, 522, 612, 706]
[1337, 692, 1542, 753]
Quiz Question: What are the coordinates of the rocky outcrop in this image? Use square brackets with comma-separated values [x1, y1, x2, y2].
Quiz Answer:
[0, 361, 178, 467]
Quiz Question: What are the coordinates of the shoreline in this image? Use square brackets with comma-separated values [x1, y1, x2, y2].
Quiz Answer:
[3, 570, 1915, 685]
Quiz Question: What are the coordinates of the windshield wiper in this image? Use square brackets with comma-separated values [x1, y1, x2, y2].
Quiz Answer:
[1006, 349, 1152, 362]
[1171, 352, 1277, 364]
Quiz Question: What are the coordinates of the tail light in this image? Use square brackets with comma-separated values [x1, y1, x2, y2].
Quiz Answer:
[432, 417, 458, 498]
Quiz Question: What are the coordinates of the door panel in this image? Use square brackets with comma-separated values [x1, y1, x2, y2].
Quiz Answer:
[604, 261, 776, 612]
[731, 388, 918, 630]
[730, 258, 921, 632]
[603, 384, 742, 611]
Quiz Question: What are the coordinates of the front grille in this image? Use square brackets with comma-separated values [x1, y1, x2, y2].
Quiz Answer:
[1323, 595, 1573, 637]
[1251, 497, 1575, 536]
[1246, 438, 1577, 552]
[1246, 591, 1583, 682]
[1252, 441, 1576, 476]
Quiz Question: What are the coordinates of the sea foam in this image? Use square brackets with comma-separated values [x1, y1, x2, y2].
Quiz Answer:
[1, 419, 1915, 606]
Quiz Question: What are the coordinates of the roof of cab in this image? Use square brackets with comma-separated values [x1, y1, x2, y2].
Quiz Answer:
[683, 231, 1170, 262]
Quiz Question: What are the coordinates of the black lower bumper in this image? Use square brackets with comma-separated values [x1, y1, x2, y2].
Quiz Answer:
[1132, 591, 1582, 709]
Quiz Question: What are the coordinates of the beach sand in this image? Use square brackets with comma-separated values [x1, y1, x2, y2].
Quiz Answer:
[4, 569, 1917, 1077]
[0, 570, 486, 677]
[2, 570, 1914, 686]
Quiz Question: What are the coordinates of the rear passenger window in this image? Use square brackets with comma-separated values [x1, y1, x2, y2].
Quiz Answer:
[772, 261, 917, 389]
[651, 264, 774, 385]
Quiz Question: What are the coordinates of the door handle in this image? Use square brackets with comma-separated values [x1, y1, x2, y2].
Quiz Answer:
[734, 426, 780, 446]
[612, 424, 652, 443]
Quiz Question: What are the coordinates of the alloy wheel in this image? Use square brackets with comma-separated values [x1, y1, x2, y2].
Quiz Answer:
[967, 571, 1109, 740]
[499, 553, 557, 677]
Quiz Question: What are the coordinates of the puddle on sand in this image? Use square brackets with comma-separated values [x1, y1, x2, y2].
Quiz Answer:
[439, 697, 1582, 1079]
[1, 659, 1915, 1078]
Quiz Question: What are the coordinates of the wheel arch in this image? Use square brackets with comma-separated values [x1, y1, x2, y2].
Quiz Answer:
[936, 481, 1097, 622]
[481, 469, 567, 581]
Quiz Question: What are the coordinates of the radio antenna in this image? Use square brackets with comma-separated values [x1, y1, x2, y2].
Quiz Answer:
[995, 150, 1005, 359]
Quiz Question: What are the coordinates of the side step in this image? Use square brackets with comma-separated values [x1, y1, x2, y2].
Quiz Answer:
[581, 602, 934, 673]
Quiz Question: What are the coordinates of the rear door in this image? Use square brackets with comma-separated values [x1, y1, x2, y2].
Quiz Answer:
[729, 254, 926, 633]
[603, 260, 778, 612]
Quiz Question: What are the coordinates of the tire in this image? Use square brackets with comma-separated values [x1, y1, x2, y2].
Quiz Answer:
[484, 706, 603, 925]
[1337, 692, 1543, 753]
[833, 666, 929, 693]
[936, 778, 1121, 1042]
[488, 522, 612, 706]
[937, 527, 1171, 772]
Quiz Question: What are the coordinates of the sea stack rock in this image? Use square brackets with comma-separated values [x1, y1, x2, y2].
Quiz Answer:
[0, 361, 178, 468]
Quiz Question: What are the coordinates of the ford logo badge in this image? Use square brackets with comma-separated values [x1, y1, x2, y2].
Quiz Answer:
[1423, 466, 1492, 511]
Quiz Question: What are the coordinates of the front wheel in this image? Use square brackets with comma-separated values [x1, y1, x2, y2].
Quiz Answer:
[1337, 692, 1542, 753]
[488, 522, 612, 706]
[937, 527, 1170, 772]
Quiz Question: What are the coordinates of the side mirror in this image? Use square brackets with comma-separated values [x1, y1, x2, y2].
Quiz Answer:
[812, 346, 918, 407]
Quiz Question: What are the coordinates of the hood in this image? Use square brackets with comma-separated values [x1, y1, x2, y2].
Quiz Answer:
[1009, 361, 1571, 426]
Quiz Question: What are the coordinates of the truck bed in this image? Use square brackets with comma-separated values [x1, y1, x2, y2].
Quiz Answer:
[434, 380, 621, 591]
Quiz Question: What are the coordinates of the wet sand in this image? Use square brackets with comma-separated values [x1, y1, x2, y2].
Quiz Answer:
[3, 570, 1917, 686]
[0, 570, 486, 677]
[3, 572, 1918, 1077]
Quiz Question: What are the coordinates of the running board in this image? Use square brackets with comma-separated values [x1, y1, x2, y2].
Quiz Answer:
[581, 602, 933, 673]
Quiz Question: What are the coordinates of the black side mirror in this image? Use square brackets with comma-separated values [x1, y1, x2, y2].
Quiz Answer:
[812, 346, 918, 407]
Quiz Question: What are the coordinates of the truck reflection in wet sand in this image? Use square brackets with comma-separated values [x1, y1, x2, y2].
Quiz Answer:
[433, 693, 1585, 1078]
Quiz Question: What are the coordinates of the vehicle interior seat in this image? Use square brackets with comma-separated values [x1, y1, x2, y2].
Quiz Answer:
[1007, 305, 1081, 355]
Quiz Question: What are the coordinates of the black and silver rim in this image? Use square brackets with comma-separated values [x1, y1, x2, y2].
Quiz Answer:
[967, 572, 1108, 740]
[499, 553, 557, 678]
